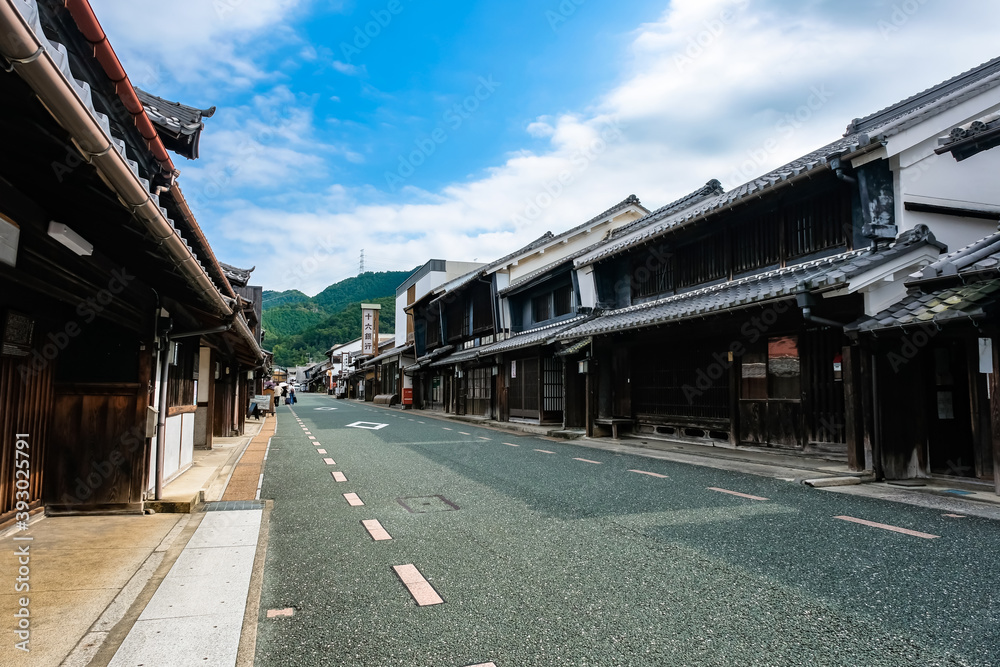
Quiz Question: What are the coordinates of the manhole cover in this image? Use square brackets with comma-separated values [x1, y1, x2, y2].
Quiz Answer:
[397, 495, 460, 513]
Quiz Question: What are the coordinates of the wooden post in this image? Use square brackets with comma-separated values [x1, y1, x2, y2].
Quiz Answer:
[729, 349, 740, 447]
[990, 337, 1000, 495]
[859, 344, 876, 473]
[843, 345, 864, 471]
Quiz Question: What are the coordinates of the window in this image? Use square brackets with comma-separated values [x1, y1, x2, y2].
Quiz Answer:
[784, 189, 850, 259]
[632, 246, 674, 299]
[768, 336, 801, 399]
[741, 336, 800, 400]
[532, 294, 551, 323]
[676, 235, 727, 289]
[168, 341, 196, 408]
[554, 284, 573, 317]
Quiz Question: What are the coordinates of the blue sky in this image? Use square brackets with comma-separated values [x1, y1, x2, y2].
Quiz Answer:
[90, 0, 1000, 294]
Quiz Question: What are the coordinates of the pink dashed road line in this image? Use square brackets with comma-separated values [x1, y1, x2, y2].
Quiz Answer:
[467, 664, 497, 667]
[504, 443, 519, 447]
[343, 493, 364, 506]
[323, 457, 335, 465]
[308, 436, 316, 440]
[573, 458, 602, 464]
[393, 564, 444, 606]
[317, 449, 327, 454]
[266, 608, 295, 618]
[458, 432, 471, 435]
[332, 471, 347, 482]
[708, 487, 768, 501]
[629, 469, 667, 478]
[835, 515, 940, 539]
[534, 449, 555, 454]
[942, 513, 966, 518]
[362, 519, 392, 541]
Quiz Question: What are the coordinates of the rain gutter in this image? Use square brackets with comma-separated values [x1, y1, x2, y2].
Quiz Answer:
[0, 0, 223, 312]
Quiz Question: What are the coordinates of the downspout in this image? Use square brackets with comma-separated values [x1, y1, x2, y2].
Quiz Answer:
[153, 323, 172, 501]
[796, 289, 847, 329]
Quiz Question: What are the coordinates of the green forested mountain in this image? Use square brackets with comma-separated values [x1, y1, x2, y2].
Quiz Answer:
[261, 289, 311, 309]
[268, 296, 395, 366]
[263, 271, 412, 366]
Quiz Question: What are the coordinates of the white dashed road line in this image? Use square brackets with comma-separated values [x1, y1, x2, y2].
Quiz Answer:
[393, 564, 444, 606]
[362, 519, 392, 541]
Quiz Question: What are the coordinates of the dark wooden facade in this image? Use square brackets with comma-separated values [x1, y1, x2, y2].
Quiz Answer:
[0, 1, 263, 519]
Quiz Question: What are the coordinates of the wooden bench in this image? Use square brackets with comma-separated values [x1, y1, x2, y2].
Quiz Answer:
[594, 418, 633, 439]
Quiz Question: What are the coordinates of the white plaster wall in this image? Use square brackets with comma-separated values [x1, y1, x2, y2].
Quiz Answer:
[180, 413, 194, 468]
[507, 209, 644, 283]
[895, 140, 1000, 253]
[163, 414, 182, 482]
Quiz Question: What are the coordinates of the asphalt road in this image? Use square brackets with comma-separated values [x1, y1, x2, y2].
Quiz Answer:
[254, 394, 1000, 666]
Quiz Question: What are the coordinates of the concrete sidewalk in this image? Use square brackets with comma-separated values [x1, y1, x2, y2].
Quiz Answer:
[0, 415, 274, 667]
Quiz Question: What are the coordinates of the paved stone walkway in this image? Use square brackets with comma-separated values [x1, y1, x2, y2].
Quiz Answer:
[222, 416, 276, 501]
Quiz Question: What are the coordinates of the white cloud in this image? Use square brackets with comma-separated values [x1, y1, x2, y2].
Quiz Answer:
[114, 0, 1000, 295]
[89, 0, 312, 89]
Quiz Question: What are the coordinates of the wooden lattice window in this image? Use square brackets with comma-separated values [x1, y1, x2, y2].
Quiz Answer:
[785, 188, 850, 259]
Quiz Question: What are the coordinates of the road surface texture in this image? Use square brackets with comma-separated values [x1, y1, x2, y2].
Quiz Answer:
[254, 395, 999, 666]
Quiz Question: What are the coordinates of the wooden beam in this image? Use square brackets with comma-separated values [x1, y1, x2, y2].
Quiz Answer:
[991, 337, 1000, 495]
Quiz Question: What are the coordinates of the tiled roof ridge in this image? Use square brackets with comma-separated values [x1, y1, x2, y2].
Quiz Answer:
[582, 59, 1000, 268]
[610, 180, 725, 239]
[572, 193, 645, 232]
[845, 55, 1000, 136]
[523, 193, 647, 250]
[500, 245, 599, 295]
[596, 248, 864, 320]
[511, 313, 586, 338]
[135, 87, 217, 121]
[916, 228, 1000, 280]
[429, 232, 557, 301]
[576, 136, 861, 266]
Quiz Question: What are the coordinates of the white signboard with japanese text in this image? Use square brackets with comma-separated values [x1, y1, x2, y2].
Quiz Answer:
[361, 303, 381, 356]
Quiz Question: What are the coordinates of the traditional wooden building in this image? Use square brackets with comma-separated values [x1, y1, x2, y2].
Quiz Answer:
[846, 230, 1000, 492]
[0, 0, 263, 522]
[407, 196, 650, 420]
[552, 57, 1000, 485]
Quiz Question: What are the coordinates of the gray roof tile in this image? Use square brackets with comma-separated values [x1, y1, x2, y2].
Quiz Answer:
[558, 229, 941, 340]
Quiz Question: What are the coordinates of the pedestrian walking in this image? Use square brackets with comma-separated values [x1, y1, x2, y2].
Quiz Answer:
[289, 387, 296, 405]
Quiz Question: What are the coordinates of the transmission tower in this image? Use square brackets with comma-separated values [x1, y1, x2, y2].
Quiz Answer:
[359, 249, 365, 274]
